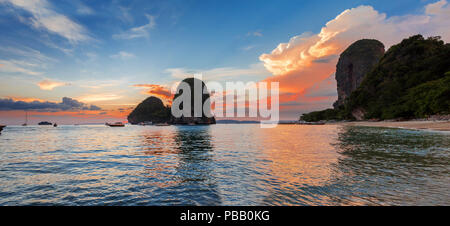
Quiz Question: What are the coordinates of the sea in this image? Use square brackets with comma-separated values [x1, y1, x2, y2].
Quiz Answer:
[0, 124, 449, 205]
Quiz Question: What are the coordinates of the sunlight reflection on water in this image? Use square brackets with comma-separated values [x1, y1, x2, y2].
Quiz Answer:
[0, 124, 449, 205]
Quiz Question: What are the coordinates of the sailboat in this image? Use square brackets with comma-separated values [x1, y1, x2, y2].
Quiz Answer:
[22, 111, 28, 126]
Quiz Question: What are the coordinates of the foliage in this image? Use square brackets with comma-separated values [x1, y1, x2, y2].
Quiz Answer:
[301, 35, 450, 121]
[127, 96, 171, 124]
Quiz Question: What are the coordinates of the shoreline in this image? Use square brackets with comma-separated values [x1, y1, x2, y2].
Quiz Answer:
[332, 120, 450, 132]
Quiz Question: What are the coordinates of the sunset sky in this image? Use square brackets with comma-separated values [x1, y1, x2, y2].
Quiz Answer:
[0, 0, 449, 124]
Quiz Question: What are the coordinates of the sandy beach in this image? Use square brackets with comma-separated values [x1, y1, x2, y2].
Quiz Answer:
[337, 120, 450, 132]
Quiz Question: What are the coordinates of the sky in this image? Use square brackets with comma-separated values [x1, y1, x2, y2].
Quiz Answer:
[0, 0, 449, 124]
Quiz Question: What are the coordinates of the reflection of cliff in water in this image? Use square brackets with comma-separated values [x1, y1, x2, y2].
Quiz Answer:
[173, 126, 221, 205]
[139, 126, 221, 205]
[327, 126, 450, 205]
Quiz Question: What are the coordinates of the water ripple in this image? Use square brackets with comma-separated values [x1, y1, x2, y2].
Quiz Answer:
[0, 124, 449, 205]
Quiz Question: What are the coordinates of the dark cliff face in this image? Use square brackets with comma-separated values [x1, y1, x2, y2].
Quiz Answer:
[171, 78, 216, 124]
[301, 35, 450, 122]
[127, 96, 170, 124]
[346, 35, 450, 120]
[333, 39, 385, 108]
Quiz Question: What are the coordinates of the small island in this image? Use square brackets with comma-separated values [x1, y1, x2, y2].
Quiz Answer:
[127, 77, 216, 125]
[127, 96, 171, 125]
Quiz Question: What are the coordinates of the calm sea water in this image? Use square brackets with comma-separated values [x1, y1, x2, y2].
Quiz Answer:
[0, 124, 449, 206]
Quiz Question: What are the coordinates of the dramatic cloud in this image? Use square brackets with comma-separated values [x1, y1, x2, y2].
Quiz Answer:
[259, 0, 450, 117]
[110, 51, 135, 60]
[0, 97, 101, 111]
[113, 14, 156, 39]
[133, 84, 173, 102]
[37, 79, 68, 90]
[0, 0, 90, 42]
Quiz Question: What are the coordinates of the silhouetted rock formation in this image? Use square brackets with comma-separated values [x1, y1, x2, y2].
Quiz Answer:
[333, 39, 385, 108]
[171, 78, 216, 125]
[127, 96, 170, 124]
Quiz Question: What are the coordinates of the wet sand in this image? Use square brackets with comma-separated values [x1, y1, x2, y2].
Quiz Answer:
[338, 120, 450, 132]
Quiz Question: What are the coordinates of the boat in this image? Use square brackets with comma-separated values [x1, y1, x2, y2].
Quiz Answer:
[106, 122, 125, 127]
[22, 111, 28, 126]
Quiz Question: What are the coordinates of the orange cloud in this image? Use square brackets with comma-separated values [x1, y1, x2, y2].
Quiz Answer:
[259, 1, 450, 118]
[0, 98, 131, 124]
[133, 84, 173, 103]
[6, 96, 45, 102]
[37, 80, 68, 90]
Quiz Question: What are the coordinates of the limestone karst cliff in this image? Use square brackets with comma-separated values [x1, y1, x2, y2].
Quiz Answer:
[171, 78, 216, 125]
[128, 78, 216, 125]
[301, 35, 450, 122]
[333, 39, 385, 108]
[127, 96, 170, 124]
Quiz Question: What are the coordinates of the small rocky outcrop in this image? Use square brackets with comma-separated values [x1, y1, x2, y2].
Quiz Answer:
[171, 78, 216, 125]
[127, 96, 170, 124]
[333, 39, 385, 108]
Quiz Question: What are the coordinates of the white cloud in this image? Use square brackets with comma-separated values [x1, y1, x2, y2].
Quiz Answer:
[117, 6, 133, 23]
[1, 0, 91, 43]
[0, 46, 56, 76]
[37, 79, 68, 90]
[260, 0, 450, 76]
[113, 14, 156, 39]
[85, 52, 98, 61]
[242, 45, 256, 51]
[0, 46, 56, 65]
[0, 59, 42, 76]
[110, 51, 135, 60]
[76, 3, 94, 15]
[76, 78, 129, 89]
[247, 31, 263, 37]
[254, 0, 450, 116]
[77, 94, 122, 103]
[165, 63, 271, 82]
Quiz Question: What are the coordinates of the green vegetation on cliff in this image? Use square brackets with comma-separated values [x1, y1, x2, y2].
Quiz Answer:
[300, 108, 342, 122]
[301, 35, 450, 122]
[127, 96, 171, 124]
[171, 77, 216, 124]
